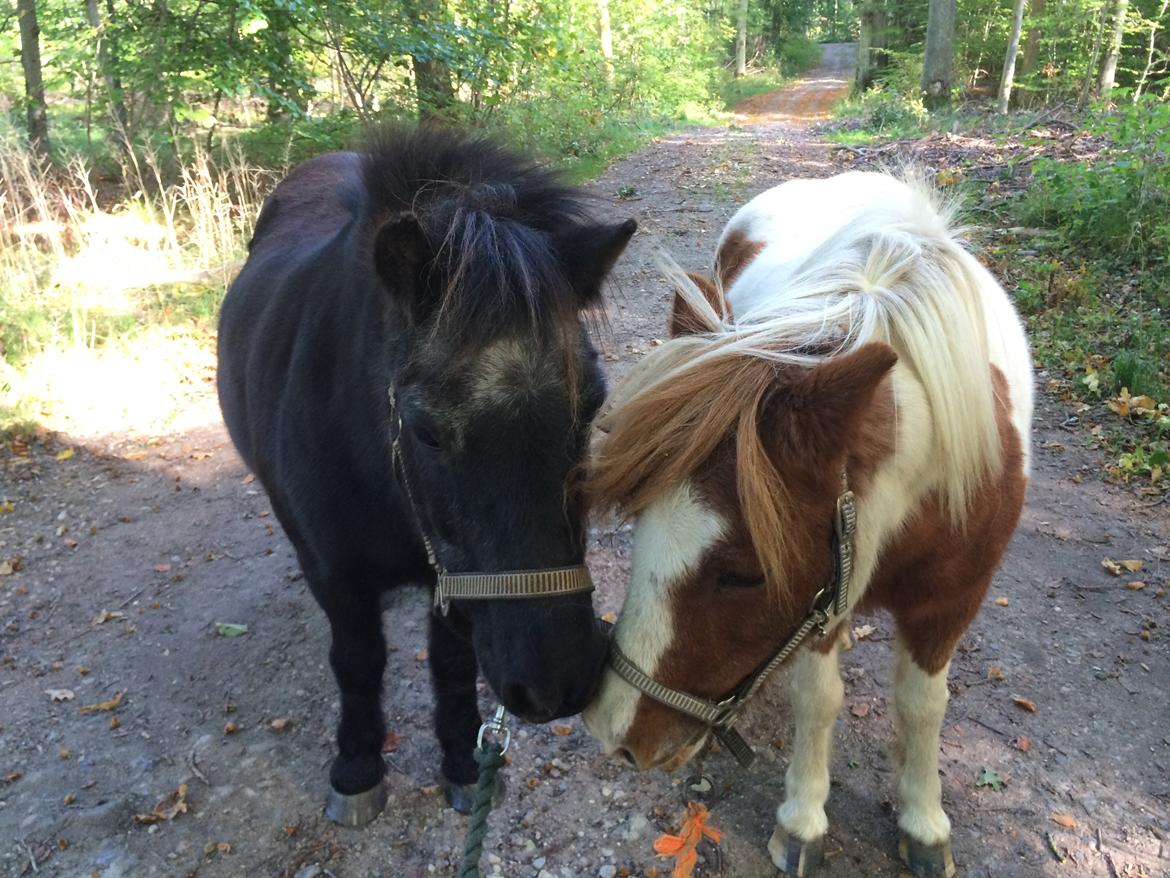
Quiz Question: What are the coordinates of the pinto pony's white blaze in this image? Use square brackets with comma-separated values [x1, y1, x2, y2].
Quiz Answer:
[585, 172, 1032, 877]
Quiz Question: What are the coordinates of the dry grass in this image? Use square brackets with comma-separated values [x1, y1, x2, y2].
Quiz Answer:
[1, 135, 277, 440]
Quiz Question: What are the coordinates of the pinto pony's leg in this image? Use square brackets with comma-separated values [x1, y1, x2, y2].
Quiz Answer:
[892, 637, 956, 878]
[320, 588, 389, 826]
[428, 611, 488, 814]
[769, 643, 843, 876]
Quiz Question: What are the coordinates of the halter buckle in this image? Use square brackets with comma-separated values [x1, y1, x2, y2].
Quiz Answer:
[476, 705, 511, 755]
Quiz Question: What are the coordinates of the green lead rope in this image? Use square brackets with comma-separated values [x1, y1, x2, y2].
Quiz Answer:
[458, 706, 510, 878]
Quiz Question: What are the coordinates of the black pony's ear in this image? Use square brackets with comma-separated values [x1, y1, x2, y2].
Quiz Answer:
[555, 218, 637, 304]
[373, 212, 435, 324]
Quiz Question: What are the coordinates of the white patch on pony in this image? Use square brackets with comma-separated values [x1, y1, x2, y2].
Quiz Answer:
[582, 481, 725, 750]
[893, 638, 953, 846]
[468, 337, 547, 408]
[773, 644, 844, 846]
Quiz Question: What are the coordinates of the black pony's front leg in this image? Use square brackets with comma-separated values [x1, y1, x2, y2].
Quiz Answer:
[322, 589, 389, 826]
[429, 611, 484, 813]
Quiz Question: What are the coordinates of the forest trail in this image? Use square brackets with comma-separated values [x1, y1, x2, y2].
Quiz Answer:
[1, 46, 1167, 878]
[731, 42, 856, 123]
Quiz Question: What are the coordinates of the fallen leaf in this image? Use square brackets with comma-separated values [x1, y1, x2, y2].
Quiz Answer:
[600, 611, 617, 624]
[0, 502, 14, 514]
[214, 622, 248, 637]
[109, 716, 120, 729]
[91, 610, 125, 625]
[382, 731, 405, 752]
[224, 721, 238, 735]
[975, 766, 1006, 791]
[1051, 813, 1077, 829]
[132, 784, 188, 824]
[414, 648, 428, 662]
[1126, 581, 1146, 590]
[1012, 696, 1037, 712]
[4, 772, 23, 783]
[55, 449, 74, 461]
[1102, 558, 1123, 576]
[270, 717, 291, 732]
[417, 783, 442, 795]
[852, 623, 877, 640]
[46, 689, 75, 702]
[988, 666, 1005, 681]
[63, 792, 76, 805]
[79, 690, 124, 713]
[241, 474, 255, 485]
[551, 724, 573, 736]
[0, 560, 13, 576]
[994, 596, 1010, 606]
[1120, 559, 1143, 572]
[850, 702, 871, 718]
[153, 563, 171, 574]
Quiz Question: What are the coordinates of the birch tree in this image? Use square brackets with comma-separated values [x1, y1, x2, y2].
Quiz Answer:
[998, 0, 1029, 111]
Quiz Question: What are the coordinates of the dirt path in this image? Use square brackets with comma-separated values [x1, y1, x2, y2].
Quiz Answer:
[2, 45, 1168, 878]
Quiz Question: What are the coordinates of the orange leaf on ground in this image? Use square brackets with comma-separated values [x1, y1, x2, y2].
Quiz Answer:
[79, 690, 124, 714]
[1051, 814, 1077, 829]
[1012, 696, 1036, 712]
[987, 666, 1005, 681]
[1014, 735, 1031, 752]
[994, 596, 1010, 606]
[551, 724, 573, 736]
[132, 784, 188, 824]
[652, 802, 724, 878]
[382, 731, 405, 752]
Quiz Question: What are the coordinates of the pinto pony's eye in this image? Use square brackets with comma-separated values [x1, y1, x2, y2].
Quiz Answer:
[717, 572, 766, 590]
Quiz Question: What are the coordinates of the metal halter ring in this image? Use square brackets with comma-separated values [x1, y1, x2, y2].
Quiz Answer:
[476, 705, 511, 755]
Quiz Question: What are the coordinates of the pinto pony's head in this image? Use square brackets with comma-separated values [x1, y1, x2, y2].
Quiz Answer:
[583, 272, 897, 769]
[365, 129, 636, 721]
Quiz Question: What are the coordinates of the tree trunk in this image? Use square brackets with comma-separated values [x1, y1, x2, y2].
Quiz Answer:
[1098, 0, 1129, 95]
[735, 0, 749, 76]
[1018, 0, 1045, 106]
[1079, 2, 1109, 106]
[856, 1, 889, 90]
[921, 0, 957, 107]
[1133, 0, 1169, 99]
[17, 0, 50, 159]
[408, 0, 455, 119]
[596, 0, 613, 82]
[998, 0, 1029, 112]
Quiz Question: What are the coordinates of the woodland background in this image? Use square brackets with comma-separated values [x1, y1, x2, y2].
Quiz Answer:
[1, 0, 1169, 486]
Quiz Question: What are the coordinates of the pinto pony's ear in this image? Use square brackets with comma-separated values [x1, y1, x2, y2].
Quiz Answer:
[669, 273, 730, 337]
[762, 342, 898, 465]
[373, 212, 436, 324]
[555, 218, 637, 305]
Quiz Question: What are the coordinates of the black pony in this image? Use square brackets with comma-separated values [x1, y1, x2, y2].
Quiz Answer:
[217, 128, 635, 823]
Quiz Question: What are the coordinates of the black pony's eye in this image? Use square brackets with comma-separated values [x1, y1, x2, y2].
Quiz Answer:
[412, 423, 442, 449]
[718, 572, 766, 590]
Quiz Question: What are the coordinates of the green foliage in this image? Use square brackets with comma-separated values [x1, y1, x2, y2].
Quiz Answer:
[830, 54, 928, 140]
[1022, 97, 1170, 281]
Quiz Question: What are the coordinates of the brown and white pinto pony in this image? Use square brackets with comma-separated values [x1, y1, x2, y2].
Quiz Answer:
[583, 172, 1033, 877]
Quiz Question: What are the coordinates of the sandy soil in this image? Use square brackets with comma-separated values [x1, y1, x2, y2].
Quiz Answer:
[1, 44, 1168, 878]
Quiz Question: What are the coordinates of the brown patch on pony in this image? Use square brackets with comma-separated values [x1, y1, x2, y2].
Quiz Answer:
[615, 350, 899, 765]
[589, 340, 897, 609]
[669, 273, 730, 337]
[859, 364, 1027, 674]
[716, 230, 765, 289]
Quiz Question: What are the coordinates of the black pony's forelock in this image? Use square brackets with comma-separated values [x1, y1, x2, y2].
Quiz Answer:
[361, 126, 595, 342]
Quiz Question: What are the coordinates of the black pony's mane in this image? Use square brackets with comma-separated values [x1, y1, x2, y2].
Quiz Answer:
[362, 127, 595, 341]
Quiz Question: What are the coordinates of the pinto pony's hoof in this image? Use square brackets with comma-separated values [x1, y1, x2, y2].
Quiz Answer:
[768, 826, 825, 876]
[899, 833, 956, 878]
[324, 779, 388, 827]
[443, 774, 506, 815]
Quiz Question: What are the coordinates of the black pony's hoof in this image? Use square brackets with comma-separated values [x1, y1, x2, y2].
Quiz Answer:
[899, 833, 956, 878]
[443, 774, 506, 814]
[324, 778, 388, 827]
[768, 825, 825, 876]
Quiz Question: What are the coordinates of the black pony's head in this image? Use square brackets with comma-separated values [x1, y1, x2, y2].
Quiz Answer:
[364, 129, 635, 721]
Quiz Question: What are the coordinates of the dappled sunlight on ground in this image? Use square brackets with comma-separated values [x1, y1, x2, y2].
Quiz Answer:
[5, 326, 221, 445]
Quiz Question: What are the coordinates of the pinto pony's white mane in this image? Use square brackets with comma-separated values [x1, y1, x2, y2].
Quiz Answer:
[601, 172, 1002, 528]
